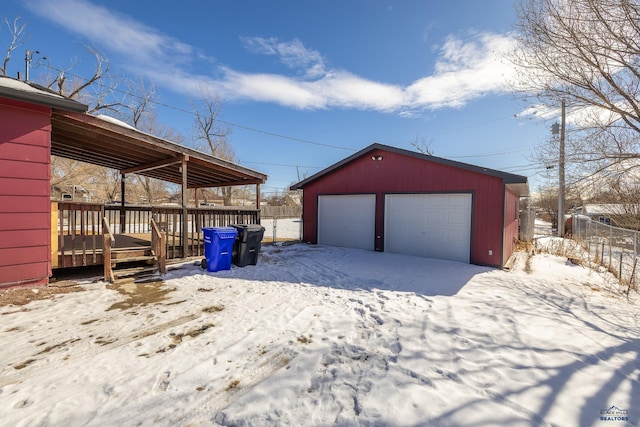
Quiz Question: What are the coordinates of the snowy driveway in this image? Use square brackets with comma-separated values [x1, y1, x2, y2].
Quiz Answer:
[0, 244, 638, 426]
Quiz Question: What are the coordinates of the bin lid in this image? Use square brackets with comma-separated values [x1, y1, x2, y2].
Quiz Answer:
[231, 224, 265, 231]
[202, 226, 238, 238]
[202, 226, 237, 231]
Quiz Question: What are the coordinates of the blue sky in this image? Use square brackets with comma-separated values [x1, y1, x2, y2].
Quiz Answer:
[2, 0, 555, 195]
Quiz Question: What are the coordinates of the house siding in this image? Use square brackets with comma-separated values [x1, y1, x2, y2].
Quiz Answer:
[502, 186, 521, 266]
[301, 148, 509, 267]
[0, 98, 52, 287]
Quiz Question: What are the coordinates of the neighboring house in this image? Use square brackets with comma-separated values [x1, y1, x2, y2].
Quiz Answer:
[51, 184, 93, 202]
[290, 143, 529, 268]
[576, 204, 640, 229]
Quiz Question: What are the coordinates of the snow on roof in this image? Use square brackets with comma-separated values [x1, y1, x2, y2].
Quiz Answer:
[0, 76, 87, 112]
[584, 204, 626, 215]
[96, 114, 136, 130]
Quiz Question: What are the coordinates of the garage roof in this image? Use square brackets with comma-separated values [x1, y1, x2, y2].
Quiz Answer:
[290, 143, 529, 196]
[1, 77, 266, 189]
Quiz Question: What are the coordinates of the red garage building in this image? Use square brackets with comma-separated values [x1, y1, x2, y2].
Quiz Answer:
[290, 143, 529, 268]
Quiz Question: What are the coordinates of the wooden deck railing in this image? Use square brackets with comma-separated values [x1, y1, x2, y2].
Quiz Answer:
[151, 206, 260, 258]
[104, 205, 153, 234]
[57, 202, 104, 268]
[55, 202, 260, 268]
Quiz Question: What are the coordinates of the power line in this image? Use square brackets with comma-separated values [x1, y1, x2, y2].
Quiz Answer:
[447, 146, 534, 159]
[240, 160, 323, 169]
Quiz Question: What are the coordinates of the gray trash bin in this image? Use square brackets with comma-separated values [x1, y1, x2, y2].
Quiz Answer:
[231, 224, 265, 267]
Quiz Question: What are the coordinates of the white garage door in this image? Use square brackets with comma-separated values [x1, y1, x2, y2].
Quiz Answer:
[318, 195, 376, 251]
[384, 193, 472, 263]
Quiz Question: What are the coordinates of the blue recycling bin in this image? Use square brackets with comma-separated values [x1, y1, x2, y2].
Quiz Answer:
[202, 227, 238, 272]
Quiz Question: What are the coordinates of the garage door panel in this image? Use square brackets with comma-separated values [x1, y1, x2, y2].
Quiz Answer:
[448, 211, 468, 225]
[318, 195, 375, 251]
[385, 194, 471, 263]
[428, 211, 445, 224]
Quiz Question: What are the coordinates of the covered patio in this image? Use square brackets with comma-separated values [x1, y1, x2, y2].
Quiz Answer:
[49, 110, 267, 280]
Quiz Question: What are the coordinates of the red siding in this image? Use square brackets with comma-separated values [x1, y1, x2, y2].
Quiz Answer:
[0, 98, 52, 287]
[502, 187, 521, 266]
[301, 148, 509, 267]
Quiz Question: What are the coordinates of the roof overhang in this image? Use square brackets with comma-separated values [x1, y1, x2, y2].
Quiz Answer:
[51, 110, 267, 188]
[506, 182, 530, 198]
[0, 77, 87, 113]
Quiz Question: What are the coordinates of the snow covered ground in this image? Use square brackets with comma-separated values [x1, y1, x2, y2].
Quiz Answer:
[260, 217, 302, 242]
[0, 243, 638, 426]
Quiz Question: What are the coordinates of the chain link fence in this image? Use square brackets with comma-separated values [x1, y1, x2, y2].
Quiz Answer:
[569, 215, 639, 290]
[260, 206, 303, 244]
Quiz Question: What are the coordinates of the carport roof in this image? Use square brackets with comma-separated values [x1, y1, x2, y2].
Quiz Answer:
[50, 111, 267, 188]
[1, 76, 266, 188]
[290, 143, 529, 196]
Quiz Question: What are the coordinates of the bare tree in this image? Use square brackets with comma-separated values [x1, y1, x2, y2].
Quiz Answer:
[2, 17, 119, 114]
[533, 182, 582, 230]
[50, 157, 99, 192]
[513, 0, 640, 132]
[0, 17, 26, 76]
[192, 92, 233, 158]
[42, 45, 125, 114]
[411, 135, 434, 155]
[513, 0, 640, 210]
[121, 78, 181, 204]
[191, 91, 236, 206]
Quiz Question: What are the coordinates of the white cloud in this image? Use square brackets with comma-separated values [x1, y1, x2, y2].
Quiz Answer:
[240, 37, 327, 79]
[25, 0, 203, 67]
[518, 103, 623, 129]
[406, 32, 518, 109]
[27, 0, 519, 113]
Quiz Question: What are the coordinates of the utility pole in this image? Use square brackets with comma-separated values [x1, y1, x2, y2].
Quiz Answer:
[552, 100, 566, 237]
[24, 50, 44, 82]
[25, 50, 34, 81]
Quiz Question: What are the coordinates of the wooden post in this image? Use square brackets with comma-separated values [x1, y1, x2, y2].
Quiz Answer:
[102, 217, 115, 283]
[620, 252, 623, 279]
[609, 239, 612, 269]
[181, 156, 189, 257]
[256, 183, 261, 222]
[120, 174, 126, 234]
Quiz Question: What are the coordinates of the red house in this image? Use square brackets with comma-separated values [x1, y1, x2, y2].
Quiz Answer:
[0, 79, 87, 287]
[1, 76, 267, 288]
[290, 143, 529, 268]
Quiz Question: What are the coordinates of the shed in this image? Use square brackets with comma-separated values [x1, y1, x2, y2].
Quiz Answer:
[0, 76, 266, 287]
[290, 143, 529, 268]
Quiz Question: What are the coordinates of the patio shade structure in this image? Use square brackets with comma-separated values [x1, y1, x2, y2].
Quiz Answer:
[51, 110, 266, 190]
[50, 110, 267, 254]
